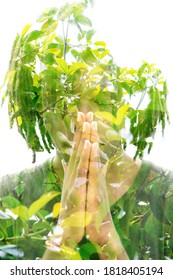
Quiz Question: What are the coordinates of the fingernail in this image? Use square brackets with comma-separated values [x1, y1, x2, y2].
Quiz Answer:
[91, 121, 97, 131]
[92, 142, 99, 153]
[82, 122, 89, 132]
[87, 112, 93, 122]
[77, 112, 82, 122]
[84, 140, 90, 150]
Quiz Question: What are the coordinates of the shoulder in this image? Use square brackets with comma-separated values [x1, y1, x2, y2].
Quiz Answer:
[0, 158, 59, 202]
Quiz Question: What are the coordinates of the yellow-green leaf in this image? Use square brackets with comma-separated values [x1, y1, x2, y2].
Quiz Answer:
[21, 24, 32, 36]
[99, 49, 110, 59]
[85, 85, 100, 100]
[55, 58, 68, 74]
[52, 202, 61, 218]
[17, 116, 22, 126]
[12, 206, 29, 220]
[94, 41, 106, 47]
[88, 67, 103, 76]
[61, 245, 82, 260]
[94, 111, 118, 125]
[61, 211, 92, 228]
[29, 191, 60, 218]
[33, 73, 39, 87]
[45, 48, 61, 55]
[68, 62, 87, 75]
[116, 104, 130, 125]
[95, 104, 130, 126]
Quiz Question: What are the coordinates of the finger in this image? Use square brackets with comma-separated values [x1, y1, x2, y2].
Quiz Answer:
[69, 140, 91, 208]
[66, 112, 86, 175]
[75, 121, 91, 160]
[86, 112, 93, 123]
[87, 142, 100, 212]
[76, 140, 91, 187]
[73, 112, 86, 150]
[90, 121, 99, 143]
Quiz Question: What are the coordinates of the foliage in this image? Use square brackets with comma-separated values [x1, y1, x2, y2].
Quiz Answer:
[1, 162, 173, 260]
[0, 0, 172, 260]
[1, 0, 169, 160]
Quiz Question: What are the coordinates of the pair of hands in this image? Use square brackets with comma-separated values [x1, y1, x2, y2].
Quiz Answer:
[44, 112, 128, 260]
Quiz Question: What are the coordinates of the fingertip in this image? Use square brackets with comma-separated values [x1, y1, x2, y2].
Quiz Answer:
[84, 139, 91, 150]
[86, 112, 94, 122]
[77, 112, 85, 122]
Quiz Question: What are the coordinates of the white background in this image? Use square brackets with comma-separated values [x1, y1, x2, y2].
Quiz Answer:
[1, 0, 173, 176]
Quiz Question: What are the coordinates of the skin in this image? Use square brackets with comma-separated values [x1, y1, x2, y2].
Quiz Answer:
[43, 111, 141, 260]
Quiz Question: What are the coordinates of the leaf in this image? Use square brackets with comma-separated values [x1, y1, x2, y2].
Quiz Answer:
[45, 48, 60, 55]
[80, 242, 101, 260]
[41, 19, 58, 35]
[68, 62, 88, 75]
[25, 30, 44, 43]
[17, 116, 22, 126]
[121, 82, 133, 95]
[99, 49, 110, 60]
[94, 111, 118, 125]
[94, 41, 106, 47]
[52, 202, 61, 218]
[37, 7, 58, 22]
[2, 196, 21, 208]
[28, 191, 60, 218]
[12, 206, 29, 221]
[61, 245, 82, 260]
[0, 210, 9, 220]
[75, 15, 92, 26]
[86, 29, 95, 42]
[137, 63, 148, 77]
[86, 85, 100, 99]
[81, 48, 97, 66]
[21, 24, 32, 36]
[0, 245, 24, 258]
[32, 221, 51, 232]
[88, 66, 103, 76]
[116, 104, 130, 126]
[61, 211, 92, 228]
[55, 58, 68, 74]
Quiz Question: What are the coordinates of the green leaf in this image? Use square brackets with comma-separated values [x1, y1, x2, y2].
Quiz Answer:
[75, 15, 92, 26]
[80, 242, 100, 260]
[12, 206, 29, 221]
[121, 82, 133, 95]
[2, 196, 21, 208]
[28, 191, 60, 218]
[86, 29, 95, 42]
[55, 58, 69, 74]
[41, 19, 58, 35]
[137, 63, 148, 77]
[37, 7, 58, 22]
[81, 48, 97, 66]
[25, 30, 44, 43]
[32, 221, 51, 232]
